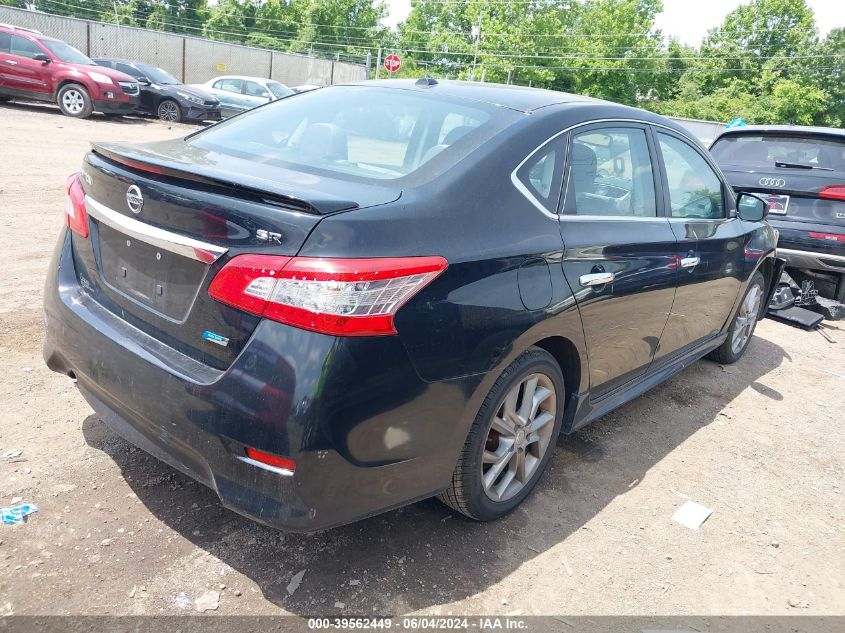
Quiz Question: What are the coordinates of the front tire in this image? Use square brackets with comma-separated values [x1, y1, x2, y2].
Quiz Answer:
[157, 99, 182, 123]
[439, 347, 564, 521]
[57, 84, 93, 118]
[709, 270, 766, 364]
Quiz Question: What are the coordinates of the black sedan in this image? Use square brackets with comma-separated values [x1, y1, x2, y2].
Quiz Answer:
[94, 58, 221, 123]
[711, 125, 845, 302]
[44, 80, 780, 531]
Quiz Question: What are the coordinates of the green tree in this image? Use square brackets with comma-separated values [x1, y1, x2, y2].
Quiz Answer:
[696, 0, 818, 94]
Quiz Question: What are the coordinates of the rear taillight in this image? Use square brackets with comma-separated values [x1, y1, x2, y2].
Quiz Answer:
[819, 185, 845, 201]
[65, 173, 89, 238]
[808, 231, 845, 243]
[208, 255, 448, 336]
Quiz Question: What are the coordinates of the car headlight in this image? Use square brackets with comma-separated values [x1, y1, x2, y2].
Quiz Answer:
[86, 71, 114, 85]
[177, 91, 204, 105]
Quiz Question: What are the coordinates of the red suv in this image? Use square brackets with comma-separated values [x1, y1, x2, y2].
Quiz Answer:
[0, 23, 139, 118]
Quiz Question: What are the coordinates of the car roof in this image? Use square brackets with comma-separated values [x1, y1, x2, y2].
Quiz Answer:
[346, 79, 597, 113]
[716, 124, 845, 140]
[209, 76, 275, 83]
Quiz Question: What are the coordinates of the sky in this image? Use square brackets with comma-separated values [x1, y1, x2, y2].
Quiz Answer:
[382, 0, 845, 43]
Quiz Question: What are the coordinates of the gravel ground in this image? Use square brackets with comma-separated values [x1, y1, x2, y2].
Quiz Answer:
[0, 101, 843, 617]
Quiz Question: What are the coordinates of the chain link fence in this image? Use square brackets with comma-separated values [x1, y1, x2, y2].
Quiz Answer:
[0, 6, 366, 87]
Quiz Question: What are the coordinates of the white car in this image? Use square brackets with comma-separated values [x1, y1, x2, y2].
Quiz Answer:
[193, 76, 294, 117]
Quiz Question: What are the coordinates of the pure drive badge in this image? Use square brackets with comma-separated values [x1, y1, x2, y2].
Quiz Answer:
[202, 330, 230, 347]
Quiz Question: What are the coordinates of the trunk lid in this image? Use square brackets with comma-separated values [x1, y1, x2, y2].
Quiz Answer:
[73, 140, 401, 368]
[720, 167, 845, 227]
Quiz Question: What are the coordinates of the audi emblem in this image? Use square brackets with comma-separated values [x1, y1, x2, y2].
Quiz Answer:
[759, 177, 786, 188]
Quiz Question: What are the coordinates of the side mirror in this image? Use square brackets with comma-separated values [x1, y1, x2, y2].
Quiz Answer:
[137, 76, 151, 86]
[33, 53, 51, 63]
[737, 193, 768, 222]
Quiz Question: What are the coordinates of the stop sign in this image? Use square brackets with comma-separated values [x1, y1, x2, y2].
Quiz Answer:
[384, 54, 401, 74]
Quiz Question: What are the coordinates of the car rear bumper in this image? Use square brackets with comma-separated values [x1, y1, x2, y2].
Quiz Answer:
[43, 230, 471, 531]
[776, 247, 845, 274]
[770, 222, 845, 275]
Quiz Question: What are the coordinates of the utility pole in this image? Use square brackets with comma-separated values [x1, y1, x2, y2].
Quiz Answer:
[471, 8, 481, 81]
[365, 51, 372, 80]
[375, 47, 382, 80]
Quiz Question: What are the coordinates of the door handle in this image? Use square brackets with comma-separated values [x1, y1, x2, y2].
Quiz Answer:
[580, 272, 615, 287]
[5, 60, 17, 65]
[680, 256, 700, 269]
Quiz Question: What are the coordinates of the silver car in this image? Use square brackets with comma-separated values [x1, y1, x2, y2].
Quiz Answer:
[194, 76, 294, 117]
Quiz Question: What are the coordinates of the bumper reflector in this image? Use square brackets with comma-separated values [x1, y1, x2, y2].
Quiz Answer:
[240, 447, 296, 476]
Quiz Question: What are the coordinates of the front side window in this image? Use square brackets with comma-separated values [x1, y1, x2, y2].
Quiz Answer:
[9, 34, 45, 59]
[657, 133, 725, 219]
[0, 33, 12, 54]
[267, 81, 293, 98]
[565, 127, 657, 217]
[244, 81, 268, 97]
[190, 86, 509, 181]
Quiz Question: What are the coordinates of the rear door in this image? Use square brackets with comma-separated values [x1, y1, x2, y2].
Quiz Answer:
[559, 123, 677, 397]
[653, 130, 746, 362]
[0, 33, 51, 97]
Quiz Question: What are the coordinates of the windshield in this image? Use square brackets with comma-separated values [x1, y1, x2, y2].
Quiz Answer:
[267, 81, 293, 98]
[190, 86, 510, 181]
[40, 39, 93, 65]
[712, 134, 845, 172]
[137, 64, 180, 85]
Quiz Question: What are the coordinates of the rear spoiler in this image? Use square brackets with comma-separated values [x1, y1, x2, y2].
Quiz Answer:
[91, 143, 360, 215]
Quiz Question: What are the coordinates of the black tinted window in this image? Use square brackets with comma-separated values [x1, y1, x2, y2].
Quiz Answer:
[191, 86, 509, 182]
[658, 133, 725, 219]
[9, 34, 43, 59]
[712, 134, 845, 172]
[516, 138, 565, 213]
[116, 63, 140, 78]
[565, 127, 656, 217]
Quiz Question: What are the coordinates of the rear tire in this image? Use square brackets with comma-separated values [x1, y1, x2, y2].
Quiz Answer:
[57, 83, 93, 118]
[157, 99, 182, 123]
[439, 347, 564, 521]
[708, 271, 766, 364]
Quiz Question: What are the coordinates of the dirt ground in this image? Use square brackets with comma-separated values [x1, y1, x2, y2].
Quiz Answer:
[0, 101, 843, 617]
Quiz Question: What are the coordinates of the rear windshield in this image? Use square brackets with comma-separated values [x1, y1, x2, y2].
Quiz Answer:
[711, 134, 845, 172]
[190, 86, 511, 181]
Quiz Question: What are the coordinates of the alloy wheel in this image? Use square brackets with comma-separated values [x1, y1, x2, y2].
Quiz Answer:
[158, 101, 179, 122]
[731, 283, 762, 354]
[62, 89, 85, 115]
[481, 372, 557, 502]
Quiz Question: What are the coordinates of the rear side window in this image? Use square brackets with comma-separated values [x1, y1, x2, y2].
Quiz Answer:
[657, 133, 725, 219]
[711, 134, 845, 173]
[216, 78, 242, 93]
[190, 86, 509, 181]
[0, 33, 10, 54]
[9, 34, 43, 59]
[564, 127, 657, 217]
[515, 138, 565, 213]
